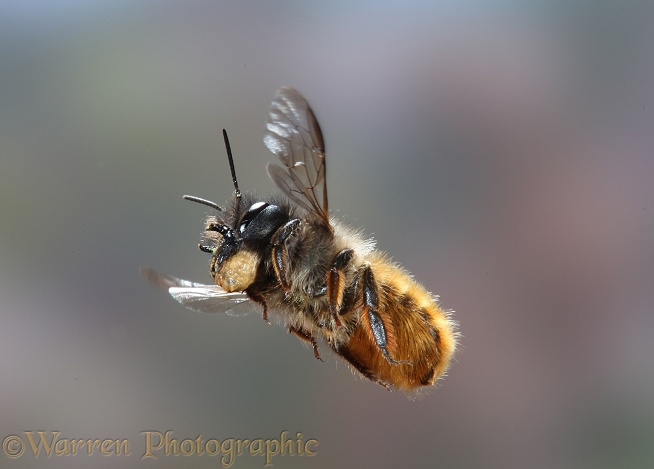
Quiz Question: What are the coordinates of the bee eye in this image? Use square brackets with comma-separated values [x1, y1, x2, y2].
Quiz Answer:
[239, 202, 269, 233]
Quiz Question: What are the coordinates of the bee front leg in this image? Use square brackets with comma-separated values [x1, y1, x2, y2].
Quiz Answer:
[205, 223, 237, 277]
[270, 219, 301, 294]
[289, 326, 323, 361]
[361, 266, 408, 365]
[326, 249, 354, 327]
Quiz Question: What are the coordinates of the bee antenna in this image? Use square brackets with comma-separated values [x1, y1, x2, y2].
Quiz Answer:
[223, 129, 242, 205]
[182, 195, 224, 212]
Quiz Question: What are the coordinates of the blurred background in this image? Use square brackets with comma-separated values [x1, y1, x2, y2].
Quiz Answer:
[2, 1, 654, 468]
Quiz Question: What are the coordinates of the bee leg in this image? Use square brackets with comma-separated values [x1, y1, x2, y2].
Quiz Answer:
[207, 222, 235, 238]
[197, 244, 216, 274]
[197, 244, 218, 276]
[245, 288, 269, 323]
[205, 224, 240, 277]
[271, 219, 301, 294]
[335, 346, 391, 390]
[198, 243, 213, 253]
[361, 266, 410, 366]
[327, 249, 354, 327]
[289, 326, 323, 361]
[204, 224, 235, 273]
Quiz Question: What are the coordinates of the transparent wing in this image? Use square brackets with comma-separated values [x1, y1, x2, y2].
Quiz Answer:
[140, 267, 254, 316]
[141, 267, 212, 289]
[167, 286, 252, 316]
[263, 86, 329, 227]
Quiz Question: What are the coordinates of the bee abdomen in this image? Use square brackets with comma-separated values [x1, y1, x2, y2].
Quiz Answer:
[337, 253, 457, 390]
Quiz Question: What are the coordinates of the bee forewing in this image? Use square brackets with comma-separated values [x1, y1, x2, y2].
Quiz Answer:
[264, 86, 329, 226]
[266, 163, 316, 214]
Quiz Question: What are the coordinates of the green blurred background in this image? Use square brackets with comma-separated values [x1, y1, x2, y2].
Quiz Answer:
[2, 1, 654, 468]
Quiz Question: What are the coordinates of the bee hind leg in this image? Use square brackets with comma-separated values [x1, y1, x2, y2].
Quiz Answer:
[361, 266, 411, 366]
[289, 326, 323, 361]
[336, 346, 391, 390]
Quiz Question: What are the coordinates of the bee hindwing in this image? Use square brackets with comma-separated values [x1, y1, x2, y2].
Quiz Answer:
[140, 267, 252, 316]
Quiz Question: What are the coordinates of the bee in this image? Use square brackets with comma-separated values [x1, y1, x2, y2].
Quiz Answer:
[141, 86, 457, 391]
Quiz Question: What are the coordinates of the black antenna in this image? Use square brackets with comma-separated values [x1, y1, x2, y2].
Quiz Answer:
[182, 130, 242, 217]
[223, 129, 242, 221]
[223, 129, 241, 201]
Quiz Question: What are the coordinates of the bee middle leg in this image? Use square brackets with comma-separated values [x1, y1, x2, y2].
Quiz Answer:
[326, 249, 354, 327]
[245, 288, 269, 323]
[289, 326, 323, 361]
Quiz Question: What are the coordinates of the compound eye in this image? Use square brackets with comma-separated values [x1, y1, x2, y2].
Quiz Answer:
[239, 202, 269, 233]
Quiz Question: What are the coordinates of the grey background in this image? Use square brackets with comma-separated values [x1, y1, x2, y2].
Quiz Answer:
[2, 1, 654, 468]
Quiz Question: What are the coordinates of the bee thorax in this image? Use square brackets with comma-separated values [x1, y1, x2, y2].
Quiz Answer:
[215, 250, 260, 292]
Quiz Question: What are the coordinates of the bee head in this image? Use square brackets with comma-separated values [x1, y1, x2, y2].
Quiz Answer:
[180, 128, 293, 292]
[184, 129, 291, 253]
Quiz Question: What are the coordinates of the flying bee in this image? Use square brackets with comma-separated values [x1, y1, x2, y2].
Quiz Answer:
[141, 86, 457, 391]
